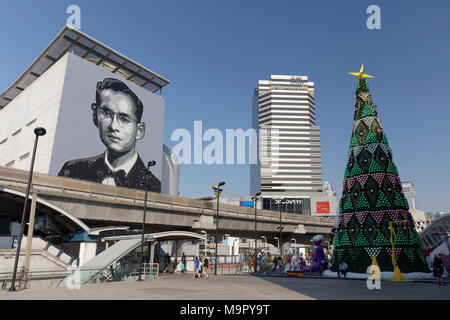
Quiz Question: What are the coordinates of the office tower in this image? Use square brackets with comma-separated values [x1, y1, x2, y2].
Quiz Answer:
[251, 75, 323, 214]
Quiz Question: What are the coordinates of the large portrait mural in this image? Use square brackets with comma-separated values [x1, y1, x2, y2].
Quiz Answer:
[49, 54, 164, 193]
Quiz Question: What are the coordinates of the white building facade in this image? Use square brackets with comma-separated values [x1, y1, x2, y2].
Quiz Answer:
[251, 75, 323, 215]
[401, 181, 418, 210]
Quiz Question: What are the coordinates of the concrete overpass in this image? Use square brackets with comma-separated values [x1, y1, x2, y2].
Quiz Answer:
[0, 167, 335, 246]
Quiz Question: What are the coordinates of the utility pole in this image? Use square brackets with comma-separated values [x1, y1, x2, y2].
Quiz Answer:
[251, 192, 261, 273]
[210, 181, 225, 276]
[277, 198, 286, 256]
[138, 160, 156, 281]
[10, 127, 46, 291]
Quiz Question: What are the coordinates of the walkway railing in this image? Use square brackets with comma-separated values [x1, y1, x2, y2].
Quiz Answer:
[0, 262, 160, 290]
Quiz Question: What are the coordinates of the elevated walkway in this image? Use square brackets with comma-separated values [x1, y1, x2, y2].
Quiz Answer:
[59, 231, 206, 287]
[58, 238, 142, 286]
[420, 213, 450, 250]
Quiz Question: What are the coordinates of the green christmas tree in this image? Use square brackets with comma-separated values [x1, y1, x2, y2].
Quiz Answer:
[331, 65, 430, 274]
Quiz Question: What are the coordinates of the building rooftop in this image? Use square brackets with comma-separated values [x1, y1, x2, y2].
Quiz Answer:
[0, 25, 170, 109]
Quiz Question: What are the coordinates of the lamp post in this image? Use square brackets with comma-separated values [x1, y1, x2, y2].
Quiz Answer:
[211, 181, 225, 276]
[138, 160, 156, 281]
[277, 198, 286, 256]
[291, 238, 297, 255]
[261, 236, 267, 252]
[251, 192, 261, 273]
[325, 240, 330, 257]
[9, 127, 46, 291]
[200, 231, 207, 257]
[274, 237, 280, 255]
[232, 239, 239, 263]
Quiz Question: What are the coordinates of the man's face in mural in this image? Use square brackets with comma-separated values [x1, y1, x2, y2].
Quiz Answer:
[96, 89, 145, 155]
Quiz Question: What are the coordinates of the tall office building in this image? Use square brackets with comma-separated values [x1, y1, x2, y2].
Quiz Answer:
[251, 75, 323, 215]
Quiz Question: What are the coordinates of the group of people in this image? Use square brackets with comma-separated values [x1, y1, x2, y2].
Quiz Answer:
[255, 251, 310, 274]
[193, 256, 210, 280]
[283, 253, 307, 273]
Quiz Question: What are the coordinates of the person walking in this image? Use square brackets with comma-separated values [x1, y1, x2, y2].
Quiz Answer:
[433, 253, 445, 287]
[338, 261, 348, 279]
[272, 255, 279, 273]
[181, 252, 187, 273]
[164, 254, 171, 273]
[193, 256, 201, 279]
[202, 256, 210, 279]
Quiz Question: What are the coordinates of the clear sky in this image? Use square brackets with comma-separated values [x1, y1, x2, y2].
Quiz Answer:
[1, 0, 449, 213]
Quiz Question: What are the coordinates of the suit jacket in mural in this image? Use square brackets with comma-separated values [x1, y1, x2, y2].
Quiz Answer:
[57, 152, 161, 193]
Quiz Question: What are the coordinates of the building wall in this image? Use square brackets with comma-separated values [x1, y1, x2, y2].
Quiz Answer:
[162, 144, 180, 196]
[310, 194, 339, 218]
[0, 54, 69, 173]
[401, 181, 418, 210]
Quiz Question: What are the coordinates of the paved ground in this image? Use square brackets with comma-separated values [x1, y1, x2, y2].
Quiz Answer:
[0, 273, 448, 300]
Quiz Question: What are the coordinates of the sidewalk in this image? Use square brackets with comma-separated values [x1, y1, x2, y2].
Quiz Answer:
[1, 273, 447, 300]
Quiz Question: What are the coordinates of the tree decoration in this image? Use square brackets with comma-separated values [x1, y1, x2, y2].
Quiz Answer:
[343, 214, 353, 226]
[331, 65, 430, 274]
[356, 193, 370, 209]
[365, 247, 381, 259]
[355, 231, 370, 246]
[374, 231, 390, 246]
[376, 191, 390, 208]
[403, 248, 415, 263]
[356, 212, 368, 225]
[371, 211, 385, 226]
[387, 248, 402, 263]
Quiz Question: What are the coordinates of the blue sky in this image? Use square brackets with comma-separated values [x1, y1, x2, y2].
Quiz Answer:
[1, 1, 449, 213]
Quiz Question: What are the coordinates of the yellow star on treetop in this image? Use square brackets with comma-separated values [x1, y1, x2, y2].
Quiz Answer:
[349, 64, 374, 79]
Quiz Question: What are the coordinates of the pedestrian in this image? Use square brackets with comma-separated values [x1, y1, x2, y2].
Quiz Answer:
[164, 254, 171, 273]
[338, 261, 348, 279]
[193, 256, 201, 279]
[272, 255, 278, 273]
[308, 250, 314, 266]
[433, 253, 445, 287]
[202, 256, 210, 279]
[299, 253, 306, 272]
[181, 252, 187, 273]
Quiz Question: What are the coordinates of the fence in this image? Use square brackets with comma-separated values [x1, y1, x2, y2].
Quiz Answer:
[0, 262, 160, 291]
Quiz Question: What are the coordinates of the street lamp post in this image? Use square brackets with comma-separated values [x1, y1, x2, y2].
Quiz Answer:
[325, 240, 330, 257]
[274, 237, 280, 255]
[9, 127, 46, 291]
[211, 181, 225, 276]
[277, 198, 286, 256]
[261, 236, 267, 252]
[251, 192, 261, 273]
[200, 231, 207, 257]
[138, 160, 156, 281]
[232, 239, 239, 263]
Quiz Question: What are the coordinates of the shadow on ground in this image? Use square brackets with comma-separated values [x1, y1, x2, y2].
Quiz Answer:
[250, 274, 449, 300]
